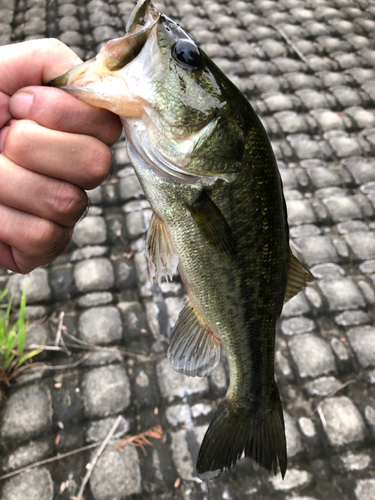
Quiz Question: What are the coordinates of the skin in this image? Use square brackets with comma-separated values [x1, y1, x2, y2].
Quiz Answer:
[0, 39, 122, 274]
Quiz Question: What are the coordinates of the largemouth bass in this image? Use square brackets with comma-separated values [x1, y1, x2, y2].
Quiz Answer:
[50, 0, 313, 480]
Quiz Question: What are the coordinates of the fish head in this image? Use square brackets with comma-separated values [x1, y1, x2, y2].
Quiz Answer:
[49, 0, 225, 136]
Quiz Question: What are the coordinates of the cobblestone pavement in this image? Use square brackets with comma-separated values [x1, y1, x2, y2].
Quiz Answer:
[1, 0, 375, 498]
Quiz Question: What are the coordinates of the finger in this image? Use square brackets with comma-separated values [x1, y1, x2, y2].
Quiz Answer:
[0, 155, 88, 227]
[0, 203, 73, 274]
[9, 86, 122, 146]
[3, 119, 114, 190]
[0, 38, 82, 95]
[0, 91, 11, 129]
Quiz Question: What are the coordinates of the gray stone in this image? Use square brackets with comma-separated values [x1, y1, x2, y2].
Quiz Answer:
[311, 109, 344, 131]
[76, 291, 114, 308]
[74, 258, 115, 292]
[264, 92, 293, 112]
[72, 216, 107, 246]
[304, 284, 323, 310]
[270, 468, 312, 491]
[335, 310, 370, 326]
[78, 306, 122, 344]
[2, 468, 53, 500]
[93, 25, 118, 43]
[157, 358, 209, 401]
[318, 278, 365, 311]
[297, 89, 329, 109]
[281, 317, 316, 335]
[287, 135, 323, 160]
[320, 396, 365, 446]
[286, 199, 316, 225]
[119, 167, 144, 200]
[7, 268, 51, 305]
[355, 479, 375, 500]
[170, 430, 196, 481]
[347, 326, 375, 368]
[305, 376, 342, 396]
[298, 417, 316, 438]
[294, 236, 338, 267]
[330, 337, 350, 361]
[3, 440, 50, 472]
[308, 167, 342, 188]
[331, 86, 362, 107]
[323, 196, 362, 222]
[86, 416, 129, 443]
[341, 452, 370, 471]
[345, 232, 375, 260]
[70, 245, 107, 262]
[337, 220, 369, 234]
[282, 292, 311, 317]
[343, 158, 375, 185]
[90, 444, 141, 499]
[310, 262, 345, 279]
[289, 334, 336, 378]
[1, 386, 52, 439]
[284, 413, 303, 457]
[329, 136, 362, 157]
[83, 365, 131, 417]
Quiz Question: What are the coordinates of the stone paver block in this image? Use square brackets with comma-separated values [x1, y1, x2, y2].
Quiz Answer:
[3, 440, 50, 472]
[72, 216, 107, 246]
[284, 412, 302, 457]
[7, 268, 51, 305]
[345, 232, 375, 260]
[2, 468, 53, 500]
[305, 376, 342, 396]
[83, 365, 130, 417]
[157, 358, 208, 401]
[318, 278, 365, 311]
[286, 199, 316, 225]
[78, 306, 122, 344]
[1, 386, 52, 439]
[294, 236, 338, 267]
[289, 333, 336, 378]
[90, 444, 141, 499]
[74, 258, 115, 292]
[281, 316, 315, 335]
[347, 326, 375, 368]
[320, 396, 365, 446]
[324, 196, 361, 222]
[355, 479, 375, 500]
[171, 429, 196, 481]
[270, 468, 312, 491]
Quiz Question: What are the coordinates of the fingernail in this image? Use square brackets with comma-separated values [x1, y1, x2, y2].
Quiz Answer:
[0, 126, 10, 152]
[10, 91, 34, 119]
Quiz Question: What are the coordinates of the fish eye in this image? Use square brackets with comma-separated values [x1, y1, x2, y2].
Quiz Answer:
[172, 39, 200, 70]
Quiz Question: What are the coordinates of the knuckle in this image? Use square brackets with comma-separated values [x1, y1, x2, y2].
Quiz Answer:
[51, 183, 88, 225]
[30, 219, 72, 259]
[4, 120, 36, 160]
[81, 141, 113, 188]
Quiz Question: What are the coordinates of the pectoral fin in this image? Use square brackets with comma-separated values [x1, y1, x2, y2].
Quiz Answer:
[168, 302, 221, 377]
[284, 250, 314, 303]
[187, 189, 236, 258]
[145, 212, 179, 286]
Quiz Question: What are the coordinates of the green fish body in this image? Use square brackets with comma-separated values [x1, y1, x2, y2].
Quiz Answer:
[50, 0, 313, 480]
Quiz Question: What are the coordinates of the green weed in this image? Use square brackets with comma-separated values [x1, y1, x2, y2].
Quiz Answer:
[0, 288, 43, 384]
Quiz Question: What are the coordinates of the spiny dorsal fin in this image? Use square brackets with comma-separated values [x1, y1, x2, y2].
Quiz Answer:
[284, 250, 314, 304]
[187, 189, 236, 258]
[167, 302, 221, 377]
[145, 212, 179, 286]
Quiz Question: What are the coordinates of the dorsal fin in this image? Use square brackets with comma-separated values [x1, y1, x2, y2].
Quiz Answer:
[167, 302, 221, 377]
[284, 250, 314, 304]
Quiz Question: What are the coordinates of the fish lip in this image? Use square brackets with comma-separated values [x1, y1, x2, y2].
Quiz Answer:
[49, 0, 160, 89]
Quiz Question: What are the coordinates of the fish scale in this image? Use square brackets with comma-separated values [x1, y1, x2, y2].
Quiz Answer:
[50, 0, 313, 481]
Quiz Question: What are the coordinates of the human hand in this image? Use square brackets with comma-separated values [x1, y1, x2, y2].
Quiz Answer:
[0, 38, 122, 274]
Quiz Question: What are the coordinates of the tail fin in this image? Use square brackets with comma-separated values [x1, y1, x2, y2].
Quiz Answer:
[196, 395, 287, 480]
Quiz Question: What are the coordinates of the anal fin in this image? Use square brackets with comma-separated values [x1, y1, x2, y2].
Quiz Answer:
[284, 249, 314, 304]
[145, 212, 179, 286]
[168, 302, 221, 377]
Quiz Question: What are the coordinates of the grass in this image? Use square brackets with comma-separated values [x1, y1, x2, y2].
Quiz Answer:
[0, 288, 43, 384]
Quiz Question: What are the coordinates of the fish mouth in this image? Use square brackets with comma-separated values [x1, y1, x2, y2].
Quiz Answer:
[48, 0, 160, 116]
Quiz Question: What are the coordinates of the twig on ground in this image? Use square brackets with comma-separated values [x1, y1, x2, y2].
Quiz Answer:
[54, 311, 70, 356]
[75, 415, 123, 500]
[267, 22, 310, 66]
